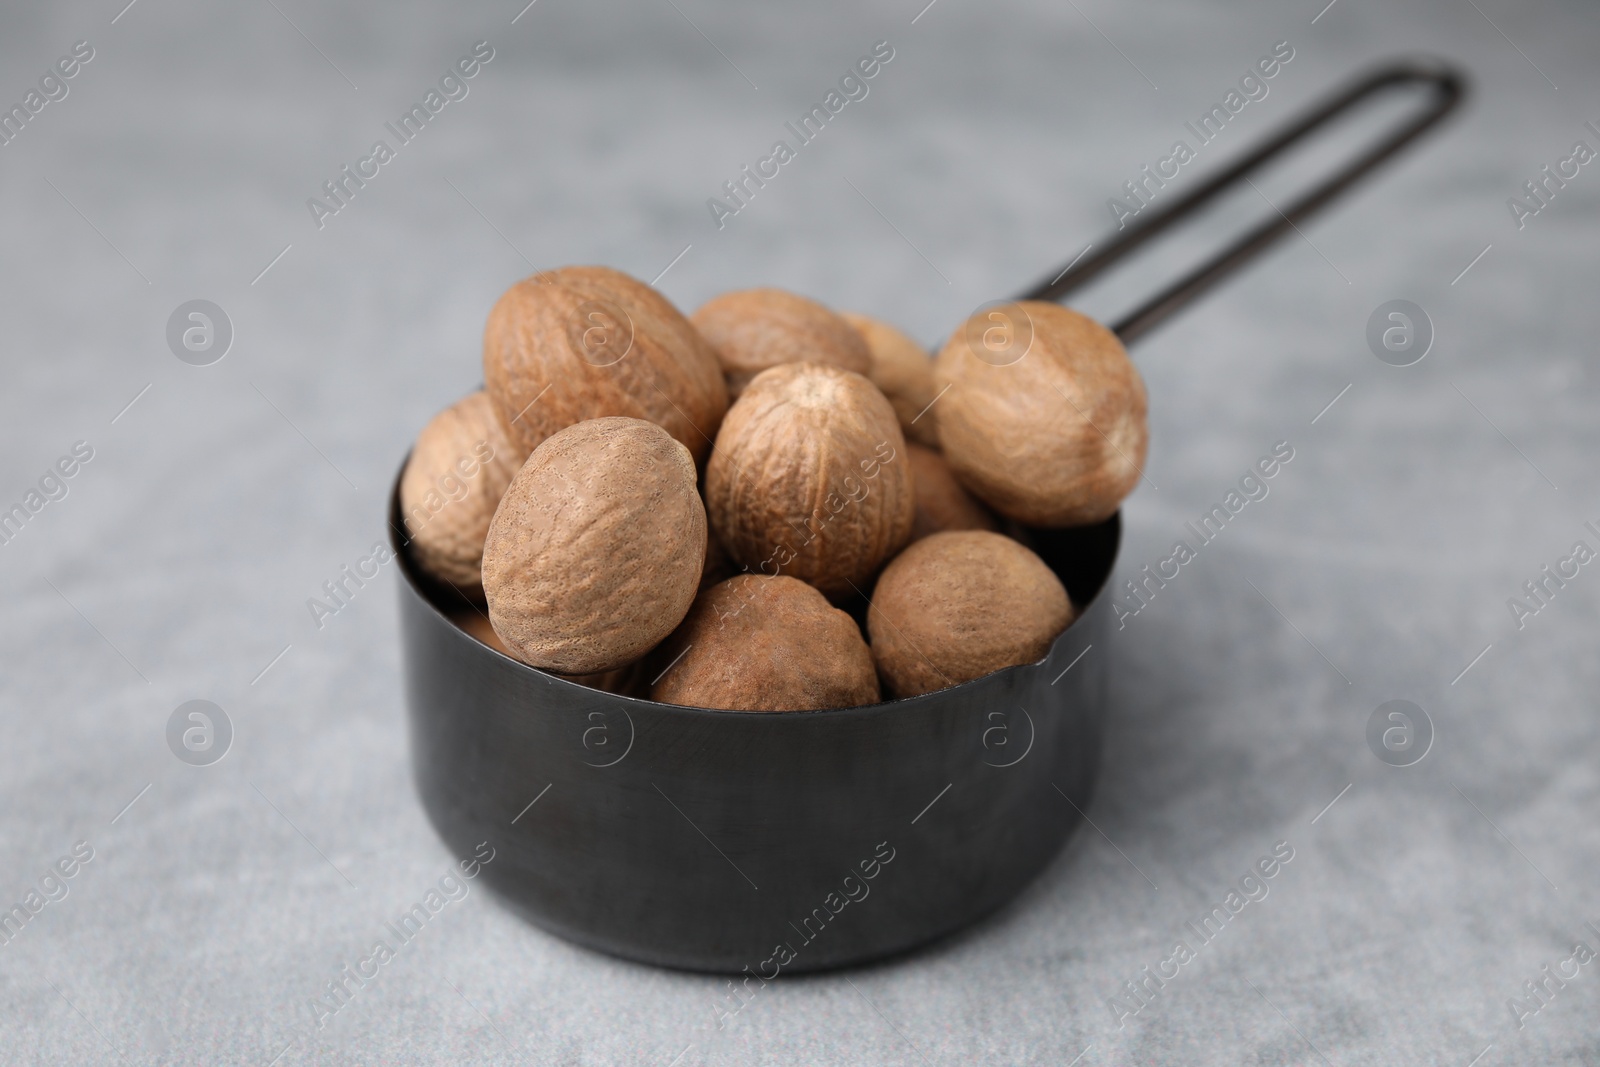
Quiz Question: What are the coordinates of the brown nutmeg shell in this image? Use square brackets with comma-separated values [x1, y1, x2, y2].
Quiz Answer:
[705, 362, 913, 602]
[650, 574, 879, 711]
[935, 302, 1147, 527]
[868, 530, 1074, 698]
[399, 391, 521, 596]
[691, 288, 871, 399]
[905, 443, 999, 543]
[482, 416, 706, 675]
[842, 312, 940, 448]
[483, 265, 728, 466]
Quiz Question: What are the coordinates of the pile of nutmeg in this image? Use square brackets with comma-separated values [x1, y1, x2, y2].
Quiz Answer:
[399, 266, 1147, 711]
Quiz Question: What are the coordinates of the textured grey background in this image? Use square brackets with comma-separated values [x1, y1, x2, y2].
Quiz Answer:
[0, 0, 1596, 1063]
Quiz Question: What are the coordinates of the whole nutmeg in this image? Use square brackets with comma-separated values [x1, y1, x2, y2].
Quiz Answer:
[483, 417, 706, 674]
[868, 530, 1074, 698]
[483, 265, 728, 465]
[905, 443, 999, 543]
[842, 312, 940, 447]
[691, 288, 871, 399]
[705, 362, 914, 602]
[399, 391, 521, 596]
[935, 301, 1147, 527]
[651, 574, 879, 711]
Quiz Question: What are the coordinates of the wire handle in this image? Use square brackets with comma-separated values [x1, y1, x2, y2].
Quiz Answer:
[1019, 58, 1468, 344]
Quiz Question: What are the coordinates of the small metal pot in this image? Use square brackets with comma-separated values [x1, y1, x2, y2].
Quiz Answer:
[394, 489, 1115, 974]
[392, 57, 1464, 973]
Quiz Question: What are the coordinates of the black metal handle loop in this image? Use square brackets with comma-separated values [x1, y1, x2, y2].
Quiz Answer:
[1018, 58, 1468, 344]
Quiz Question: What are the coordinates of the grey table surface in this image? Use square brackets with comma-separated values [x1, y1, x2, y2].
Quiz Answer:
[1, 0, 1597, 1063]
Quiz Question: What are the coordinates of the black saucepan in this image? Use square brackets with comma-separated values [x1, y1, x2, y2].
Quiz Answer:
[392, 59, 1464, 973]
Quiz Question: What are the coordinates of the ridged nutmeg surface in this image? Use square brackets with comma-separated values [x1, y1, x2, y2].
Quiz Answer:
[842, 312, 939, 448]
[650, 574, 879, 711]
[399, 391, 521, 594]
[705, 362, 913, 601]
[905, 443, 999, 543]
[691, 288, 871, 399]
[483, 265, 728, 466]
[868, 530, 1074, 698]
[935, 302, 1147, 527]
[482, 417, 706, 674]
